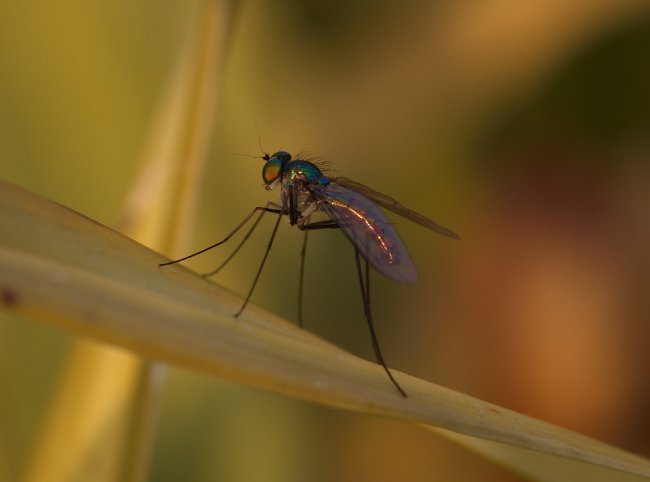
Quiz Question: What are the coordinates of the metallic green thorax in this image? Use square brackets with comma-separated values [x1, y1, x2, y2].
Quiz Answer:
[285, 160, 329, 185]
[262, 151, 330, 188]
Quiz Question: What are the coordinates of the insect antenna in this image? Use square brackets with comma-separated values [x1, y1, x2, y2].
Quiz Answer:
[228, 123, 271, 161]
[254, 121, 268, 158]
[229, 151, 264, 160]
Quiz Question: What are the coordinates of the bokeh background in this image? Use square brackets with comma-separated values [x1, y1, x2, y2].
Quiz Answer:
[1, 1, 650, 481]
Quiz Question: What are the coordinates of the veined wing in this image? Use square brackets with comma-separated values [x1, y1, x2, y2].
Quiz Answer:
[334, 177, 460, 240]
[313, 183, 417, 284]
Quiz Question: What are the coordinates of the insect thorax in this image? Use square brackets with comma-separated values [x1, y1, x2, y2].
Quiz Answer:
[281, 160, 329, 226]
[285, 160, 326, 183]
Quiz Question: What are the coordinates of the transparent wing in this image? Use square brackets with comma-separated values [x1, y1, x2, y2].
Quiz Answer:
[334, 176, 460, 240]
[313, 183, 417, 284]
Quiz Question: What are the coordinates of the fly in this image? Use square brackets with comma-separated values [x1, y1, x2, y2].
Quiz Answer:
[160, 151, 459, 397]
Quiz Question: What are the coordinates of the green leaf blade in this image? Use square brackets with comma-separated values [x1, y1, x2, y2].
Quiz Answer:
[1, 179, 650, 480]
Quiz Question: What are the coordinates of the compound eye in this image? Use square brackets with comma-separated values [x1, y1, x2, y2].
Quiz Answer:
[262, 158, 283, 185]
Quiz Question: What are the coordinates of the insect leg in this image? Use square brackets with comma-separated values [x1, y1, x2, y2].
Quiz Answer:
[297, 230, 308, 327]
[235, 210, 285, 318]
[299, 220, 407, 396]
[202, 201, 281, 277]
[300, 220, 339, 230]
[159, 205, 284, 266]
[294, 220, 340, 327]
[364, 254, 371, 308]
[354, 248, 407, 398]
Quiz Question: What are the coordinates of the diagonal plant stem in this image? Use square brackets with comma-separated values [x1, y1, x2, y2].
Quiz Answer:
[21, 2, 235, 482]
[120, 2, 234, 480]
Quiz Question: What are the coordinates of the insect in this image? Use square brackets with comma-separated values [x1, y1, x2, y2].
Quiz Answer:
[160, 151, 459, 397]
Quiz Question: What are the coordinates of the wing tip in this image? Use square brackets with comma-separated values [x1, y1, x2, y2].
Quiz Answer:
[433, 225, 461, 240]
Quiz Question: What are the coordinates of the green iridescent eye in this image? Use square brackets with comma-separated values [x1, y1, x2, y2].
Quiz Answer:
[262, 158, 283, 185]
[262, 151, 292, 185]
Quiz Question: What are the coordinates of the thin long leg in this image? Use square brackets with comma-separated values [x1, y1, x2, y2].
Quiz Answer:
[159, 206, 283, 266]
[354, 248, 407, 398]
[300, 220, 339, 230]
[295, 219, 339, 327]
[202, 201, 280, 278]
[359, 254, 381, 364]
[297, 230, 309, 327]
[364, 255, 370, 308]
[235, 210, 285, 318]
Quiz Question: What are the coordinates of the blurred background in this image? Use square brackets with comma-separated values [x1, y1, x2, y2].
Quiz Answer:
[1, 0, 649, 481]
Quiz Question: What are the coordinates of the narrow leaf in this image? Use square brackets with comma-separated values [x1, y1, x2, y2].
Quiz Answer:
[1, 180, 649, 479]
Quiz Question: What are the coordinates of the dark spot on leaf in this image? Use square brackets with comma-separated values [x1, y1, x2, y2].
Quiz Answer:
[1, 288, 18, 307]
